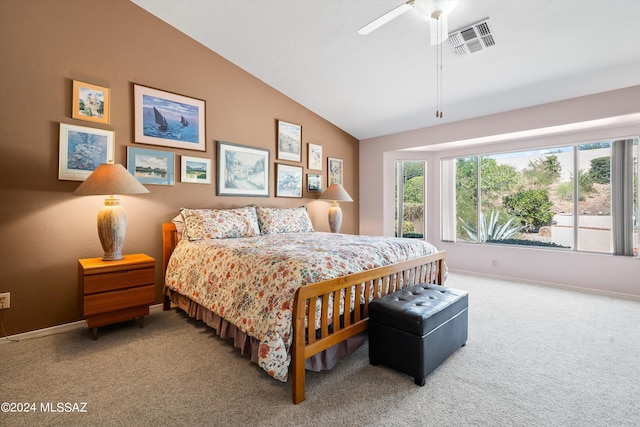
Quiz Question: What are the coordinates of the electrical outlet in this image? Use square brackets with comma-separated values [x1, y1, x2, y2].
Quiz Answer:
[0, 292, 10, 309]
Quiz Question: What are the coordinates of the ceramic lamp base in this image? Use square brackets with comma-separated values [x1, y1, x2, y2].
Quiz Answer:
[97, 198, 127, 261]
[328, 202, 343, 233]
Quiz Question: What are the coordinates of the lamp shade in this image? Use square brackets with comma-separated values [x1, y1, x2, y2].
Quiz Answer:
[74, 163, 149, 261]
[73, 163, 149, 196]
[318, 183, 353, 202]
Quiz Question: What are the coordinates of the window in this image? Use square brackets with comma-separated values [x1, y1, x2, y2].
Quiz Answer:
[441, 137, 638, 255]
[395, 160, 426, 238]
[577, 143, 611, 252]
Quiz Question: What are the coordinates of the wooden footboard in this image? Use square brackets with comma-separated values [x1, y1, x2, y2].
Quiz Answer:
[291, 250, 446, 403]
[161, 222, 446, 404]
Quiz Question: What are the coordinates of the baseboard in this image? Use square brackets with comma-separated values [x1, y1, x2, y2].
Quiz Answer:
[448, 269, 640, 301]
[0, 303, 165, 344]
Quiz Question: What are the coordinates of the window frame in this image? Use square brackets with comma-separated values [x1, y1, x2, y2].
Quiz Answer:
[394, 159, 427, 240]
[441, 136, 638, 256]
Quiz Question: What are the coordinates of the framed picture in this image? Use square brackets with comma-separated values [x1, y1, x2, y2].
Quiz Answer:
[58, 123, 114, 181]
[72, 81, 110, 124]
[307, 173, 322, 193]
[217, 141, 269, 197]
[127, 146, 175, 186]
[277, 120, 301, 162]
[276, 164, 303, 198]
[328, 157, 343, 185]
[133, 84, 206, 151]
[181, 155, 211, 184]
[308, 143, 322, 170]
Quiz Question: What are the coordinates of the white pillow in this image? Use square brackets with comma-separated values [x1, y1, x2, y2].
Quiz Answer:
[171, 214, 186, 241]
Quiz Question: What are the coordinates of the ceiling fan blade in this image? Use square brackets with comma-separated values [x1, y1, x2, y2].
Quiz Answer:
[357, 1, 413, 35]
[429, 14, 449, 45]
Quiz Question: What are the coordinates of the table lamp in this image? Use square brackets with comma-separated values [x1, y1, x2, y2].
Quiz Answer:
[319, 183, 353, 233]
[73, 163, 149, 261]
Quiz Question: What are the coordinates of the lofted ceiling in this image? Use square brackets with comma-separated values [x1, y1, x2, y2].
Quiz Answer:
[130, 0, 640, 141]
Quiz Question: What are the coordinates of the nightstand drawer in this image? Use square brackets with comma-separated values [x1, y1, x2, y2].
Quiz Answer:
[84, 267, 155, 294]
[84, 284, 155, 316]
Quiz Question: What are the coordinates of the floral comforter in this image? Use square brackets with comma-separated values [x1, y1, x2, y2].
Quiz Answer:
[165, 232, 440, 381]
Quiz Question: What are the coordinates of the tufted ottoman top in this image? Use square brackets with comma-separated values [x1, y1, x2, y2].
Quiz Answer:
[369, 284, 468, 336]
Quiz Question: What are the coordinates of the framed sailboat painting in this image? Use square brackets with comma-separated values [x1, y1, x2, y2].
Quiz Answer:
[133, 84, 206, 151]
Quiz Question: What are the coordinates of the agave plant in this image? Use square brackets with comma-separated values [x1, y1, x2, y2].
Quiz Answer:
[459, 210, 525, 242]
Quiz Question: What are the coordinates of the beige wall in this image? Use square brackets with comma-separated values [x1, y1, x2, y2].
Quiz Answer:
[360, 87, 640, 297]
[0, 0, 359, 335]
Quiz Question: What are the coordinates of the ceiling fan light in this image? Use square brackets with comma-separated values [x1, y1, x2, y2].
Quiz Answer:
[441, 0, 458, 15]
[414, 0, 458, 20]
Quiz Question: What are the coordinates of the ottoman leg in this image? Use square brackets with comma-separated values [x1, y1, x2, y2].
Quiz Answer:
[415, 377, 425, 387]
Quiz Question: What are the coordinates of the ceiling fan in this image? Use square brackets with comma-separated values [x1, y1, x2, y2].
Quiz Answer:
[357, 0, 458, 45]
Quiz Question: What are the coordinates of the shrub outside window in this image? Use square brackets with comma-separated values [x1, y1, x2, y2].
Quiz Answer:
[442, 138, 638, 256]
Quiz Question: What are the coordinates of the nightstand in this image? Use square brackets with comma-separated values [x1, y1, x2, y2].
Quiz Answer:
[78, 253, 156, 339]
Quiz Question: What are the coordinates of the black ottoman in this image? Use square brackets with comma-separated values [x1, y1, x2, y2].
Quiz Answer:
[368, 283, 468, 386]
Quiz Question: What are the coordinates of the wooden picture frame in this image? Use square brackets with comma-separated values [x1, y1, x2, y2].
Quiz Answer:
[217, 141, 269, 197]
[328, 157, 343, 185]
[181, 155, 211, 184]
[308, 143, 322, 170]
[133, 84, 206, 151]
[127, 146, 175, 186]
[276, 164, 303, 198]
[307, 173, 322, 193]
[58, 123, 114, 181]
[277, 120, 301, 162]
[72, 80, 110, 124]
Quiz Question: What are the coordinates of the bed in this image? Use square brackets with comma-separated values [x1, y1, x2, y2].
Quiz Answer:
[162, 205, 446, 403]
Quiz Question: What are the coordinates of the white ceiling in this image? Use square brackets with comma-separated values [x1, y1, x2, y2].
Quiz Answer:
[131, 0, 640, 141]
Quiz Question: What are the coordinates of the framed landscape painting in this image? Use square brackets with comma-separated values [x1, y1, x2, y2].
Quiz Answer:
[72, 80, 110, 124]
[127, 146, 175, 186]
[133, 84, 206, 151]
[217, 141, 269, 197]
[181, 155, 211, 184]
[276, 164, 303, 198]
[58, 123, 114, 181]
[277, 120, 301, 162]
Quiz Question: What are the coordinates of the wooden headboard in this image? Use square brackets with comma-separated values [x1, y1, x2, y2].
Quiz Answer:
[161, 222, 178, 310]
[162, 223, 178, 272]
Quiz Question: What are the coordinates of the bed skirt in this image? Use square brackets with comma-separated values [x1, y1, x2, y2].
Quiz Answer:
[166, 289, 366, 375]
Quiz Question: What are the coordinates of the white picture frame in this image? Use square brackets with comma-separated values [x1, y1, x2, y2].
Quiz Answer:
[276, 164, 303, 198]
[308, 143, 322, 170]
[181, 155, 211, 184]
[277, 120, 301, 162]
[58, 123, 114, 181]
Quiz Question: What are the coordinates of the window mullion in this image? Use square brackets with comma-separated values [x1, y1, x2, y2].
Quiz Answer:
[396, 162, 404, 238]
[477, 156, 482, 243]
[573, 146, 579, 251]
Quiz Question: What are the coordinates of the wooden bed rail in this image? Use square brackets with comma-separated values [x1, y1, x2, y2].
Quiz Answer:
[291, 250, 446, 404]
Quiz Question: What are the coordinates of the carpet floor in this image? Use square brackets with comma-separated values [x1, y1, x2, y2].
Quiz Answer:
[1, 272, 639, 426]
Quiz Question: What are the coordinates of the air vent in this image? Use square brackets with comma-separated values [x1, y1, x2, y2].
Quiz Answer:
[448, 19, 495, 57]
